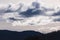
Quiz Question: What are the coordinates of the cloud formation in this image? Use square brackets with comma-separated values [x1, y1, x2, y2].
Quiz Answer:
[0, 1, 60, 26]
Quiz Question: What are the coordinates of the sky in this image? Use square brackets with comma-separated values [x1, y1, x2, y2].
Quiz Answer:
[0, 0, 60, 33]
[0, 0, 35, 4]
[0, 0, 60, 26]
[0, 0, 60, 8]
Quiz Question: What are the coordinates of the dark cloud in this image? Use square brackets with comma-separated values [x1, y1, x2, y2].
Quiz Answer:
[8, 18, 17, 21]
[32, 2, 40, 8]
[52, 11, 60, 16]
[19, 8, 42, 18]
[8, 17, 24, 21]
[53, 18, 60, 22]
[18, 2, 44, 18]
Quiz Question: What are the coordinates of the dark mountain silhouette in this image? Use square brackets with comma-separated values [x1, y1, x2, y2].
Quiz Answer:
[0, 30, 44, 40]
[25, 31, 60, 40]
[0, 30, 60, 40]
[45, 31, 60, 40]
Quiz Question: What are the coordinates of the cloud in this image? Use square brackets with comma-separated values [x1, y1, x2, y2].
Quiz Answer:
[52, 10, 60, 16]
[20, 9, 42, 17]
[0, 4, 9, 14]
[53, 18, 60, 22]
[0, 1, 60, 26]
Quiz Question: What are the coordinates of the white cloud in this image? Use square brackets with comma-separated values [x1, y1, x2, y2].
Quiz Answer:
[0, 4, 9, 13]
